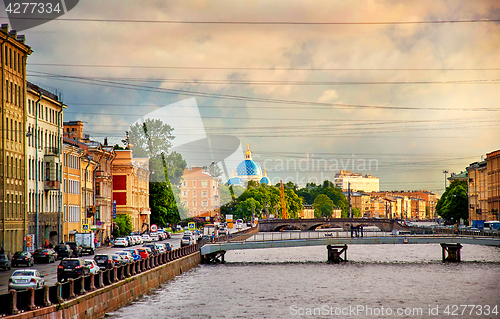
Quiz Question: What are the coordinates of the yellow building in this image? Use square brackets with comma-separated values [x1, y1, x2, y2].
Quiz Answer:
[0, 24, 32, 255]
[112, 150, 150, 233]
[61, 138, 97, 241]
[486, 150, 500, 220]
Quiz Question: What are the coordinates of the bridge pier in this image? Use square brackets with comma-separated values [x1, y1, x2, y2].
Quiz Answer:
[202, 251, 226, 264]
[327, 244, 347, 263]
[440, 243, 462, 262]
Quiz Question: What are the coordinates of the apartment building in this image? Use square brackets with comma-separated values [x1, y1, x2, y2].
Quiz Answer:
[112, 150, 150, 232]
[26, 82, 65, 248]
[180, 167, 220, 218]
[334, 170, 379, 192]
[0, 24, 32, 255]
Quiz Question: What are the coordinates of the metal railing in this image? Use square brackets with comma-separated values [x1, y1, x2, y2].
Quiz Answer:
[0, 243, 200, 316]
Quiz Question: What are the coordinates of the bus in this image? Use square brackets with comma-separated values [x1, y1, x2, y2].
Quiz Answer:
[483, 221, 500, 230]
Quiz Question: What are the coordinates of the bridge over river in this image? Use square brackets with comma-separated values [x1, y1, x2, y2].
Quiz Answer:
[258, 218, 418, 232]
[201, 232, 500, 263]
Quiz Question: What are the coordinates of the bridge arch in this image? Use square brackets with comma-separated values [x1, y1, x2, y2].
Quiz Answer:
[273, 224, 302, 232]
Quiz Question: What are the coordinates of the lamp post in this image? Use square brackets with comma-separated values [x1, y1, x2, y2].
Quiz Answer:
[443, 170, 449, 190]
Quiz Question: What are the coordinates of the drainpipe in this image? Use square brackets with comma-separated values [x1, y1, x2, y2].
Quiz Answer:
[93, 156, 101, 241]
[57, 105, 64, 243]
[34, 92, 42, 248]
[1, 34, 8, 251]
[84, 156, 92, 227]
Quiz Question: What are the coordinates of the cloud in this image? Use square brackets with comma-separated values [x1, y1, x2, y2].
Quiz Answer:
[317, 90, 339, 103]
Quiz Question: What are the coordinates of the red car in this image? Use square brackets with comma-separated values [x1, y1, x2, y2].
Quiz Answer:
[136, 248, 150, 259]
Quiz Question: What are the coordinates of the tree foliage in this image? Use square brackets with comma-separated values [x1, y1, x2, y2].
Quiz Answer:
[296, 181, 348, 216]
[436, 180, 468, 222]
[313, 194, 334, 218]
[113, 214, 133, 237]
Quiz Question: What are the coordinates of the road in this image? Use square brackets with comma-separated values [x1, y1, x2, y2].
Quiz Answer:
[0, 233, 185, 294]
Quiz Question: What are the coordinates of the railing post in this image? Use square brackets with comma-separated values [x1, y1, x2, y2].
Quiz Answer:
[27, 287, 36, 310]
[89, 273, 96, 291]
[43, 285, 51, 307]
[114, 266, 120, 282]
[78, 276, 86, 295]
[55, 282, 64, 303]
[68, 279, 76, 299]
[9, 290, 19, 315]
[130, 261, 136, 275]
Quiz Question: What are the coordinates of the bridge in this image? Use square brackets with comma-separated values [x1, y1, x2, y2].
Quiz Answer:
[258, 218, 416, 232]
[200, 233, 500, 263]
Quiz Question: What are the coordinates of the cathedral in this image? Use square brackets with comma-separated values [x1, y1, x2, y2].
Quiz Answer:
[228, 144, 270, 186]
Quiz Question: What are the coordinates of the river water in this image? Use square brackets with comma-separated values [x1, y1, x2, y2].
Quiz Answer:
[109, 242, 500, 319]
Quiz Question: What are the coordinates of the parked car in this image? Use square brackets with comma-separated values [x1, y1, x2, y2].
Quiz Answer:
[141, 234, 151, 243]
[155, 243, 166, 254]
[126, 236, 136, 246]
[163, 243, 172, 251]
[123, 248, 142, 261]
[114, 237, 129, 247]
[115, 251, 134, 264]
[135, 248, 150, 259]
[150, 233, 159, 242]
[8, 269, 45, 290]
[57, 258, 90, 282]
[11, 251, 34, 267]
[133, 235, 143, 245]
[0, 254, 12, 270]
[180, 235, 194, 247]
[94, 254, 115, 270]
[84, 259, 100, 274]
[33, 248, 58, 263]
[143, 244, 160, 256]
[111, 254, 126, 266]
[54, 244, 73, 259]
[65, 241, 83, 257]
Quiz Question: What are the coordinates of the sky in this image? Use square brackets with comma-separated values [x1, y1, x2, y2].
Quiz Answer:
[3, 0, 500, 194]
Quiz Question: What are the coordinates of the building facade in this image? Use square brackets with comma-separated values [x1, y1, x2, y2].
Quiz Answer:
[26, 82, 65, 248]
[0, 24, 32, 255]
[112, 150, 150, 233]
[180, 166, 221, 218]
[486, 150, 500, 221]
[334, 170, 379, 192]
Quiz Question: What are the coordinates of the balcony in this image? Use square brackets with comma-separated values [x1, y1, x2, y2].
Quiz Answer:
[44, 180, 60, 191]
[95, 170, 112, 180]
[44, 147, 60, 156]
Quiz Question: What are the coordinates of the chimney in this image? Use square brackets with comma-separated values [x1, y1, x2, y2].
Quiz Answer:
[1, 24, 8, 34]
[8, 30, 17, 38]
[16, 35, 25, 44]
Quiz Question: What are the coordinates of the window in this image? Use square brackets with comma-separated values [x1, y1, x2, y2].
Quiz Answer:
[202, 201, 208, 206]
[193, 201, 197, 206]
[182, 181, 187, 187]
[182, 191, 187, 197]
[193, 181, 196, 187]
[202, 180, 208, 187]
[202, 191, 208, 197]
[14, 121, 17, 142]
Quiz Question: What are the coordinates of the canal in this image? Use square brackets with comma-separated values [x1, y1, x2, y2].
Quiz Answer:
[109, 244, 500, 318]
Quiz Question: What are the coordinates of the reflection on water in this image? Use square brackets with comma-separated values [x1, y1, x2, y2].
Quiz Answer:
[110, 244, 500, 319]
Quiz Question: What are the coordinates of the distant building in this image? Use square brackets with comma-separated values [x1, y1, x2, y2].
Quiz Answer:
[301, 204, 314, 219]
[180, 166, 220, 218]
[112, 150, 150, 233]
[448, 171, 468, 182]
[334, 170, 379, 192]
[342, 191, 371, 218]
[467, 150, 500, 222]
[227, 144, 269, 186]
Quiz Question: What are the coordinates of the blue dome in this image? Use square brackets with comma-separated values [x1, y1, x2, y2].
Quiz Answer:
[237, 160, 262, 176]
[260, 176, 270, 184]
[228, 176, 242, 186]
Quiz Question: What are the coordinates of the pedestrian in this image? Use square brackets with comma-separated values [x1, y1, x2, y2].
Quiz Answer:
[360, 225, 364, 237]
[48, 243, 53, 248]
[350, 225, 354, 238]
[0, 247, 4, 255]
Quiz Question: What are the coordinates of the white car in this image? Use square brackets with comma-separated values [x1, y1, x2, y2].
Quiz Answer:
[8, 269, 45, 290]
[150, 234, 159, 242]
[84, 259, 100, 274]
[114, 238, 129, 247]
[141, 234, 151, 242]
[133, 235, 143, 244]
[115, 251, 134, 264]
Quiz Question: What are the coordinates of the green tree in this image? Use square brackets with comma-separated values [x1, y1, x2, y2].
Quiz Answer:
[126, 120, 187, 227]
[313, 194, 334, 218]
[113, 214, 133, 237]
[352, 207, 362, 218]
[297, 181, 348, 216]
[235, 198, 263, 220]
[436, 180, 468, 223]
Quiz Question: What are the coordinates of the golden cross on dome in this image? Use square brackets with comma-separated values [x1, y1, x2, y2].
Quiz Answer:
[245, 144, 252, 159]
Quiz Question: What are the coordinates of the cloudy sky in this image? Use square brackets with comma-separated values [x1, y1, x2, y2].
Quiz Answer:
[3, 0, 500, 194]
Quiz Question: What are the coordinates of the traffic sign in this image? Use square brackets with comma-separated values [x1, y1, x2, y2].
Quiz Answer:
[97, 220, 102, 226]
[150, 224, 158, 232]
[82, 224, 89, 231]
[188, 222, 195, 230]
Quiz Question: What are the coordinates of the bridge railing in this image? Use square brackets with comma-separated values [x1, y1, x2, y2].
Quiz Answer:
[0, 244, 200, 317]
[245, 228, 500, 242]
